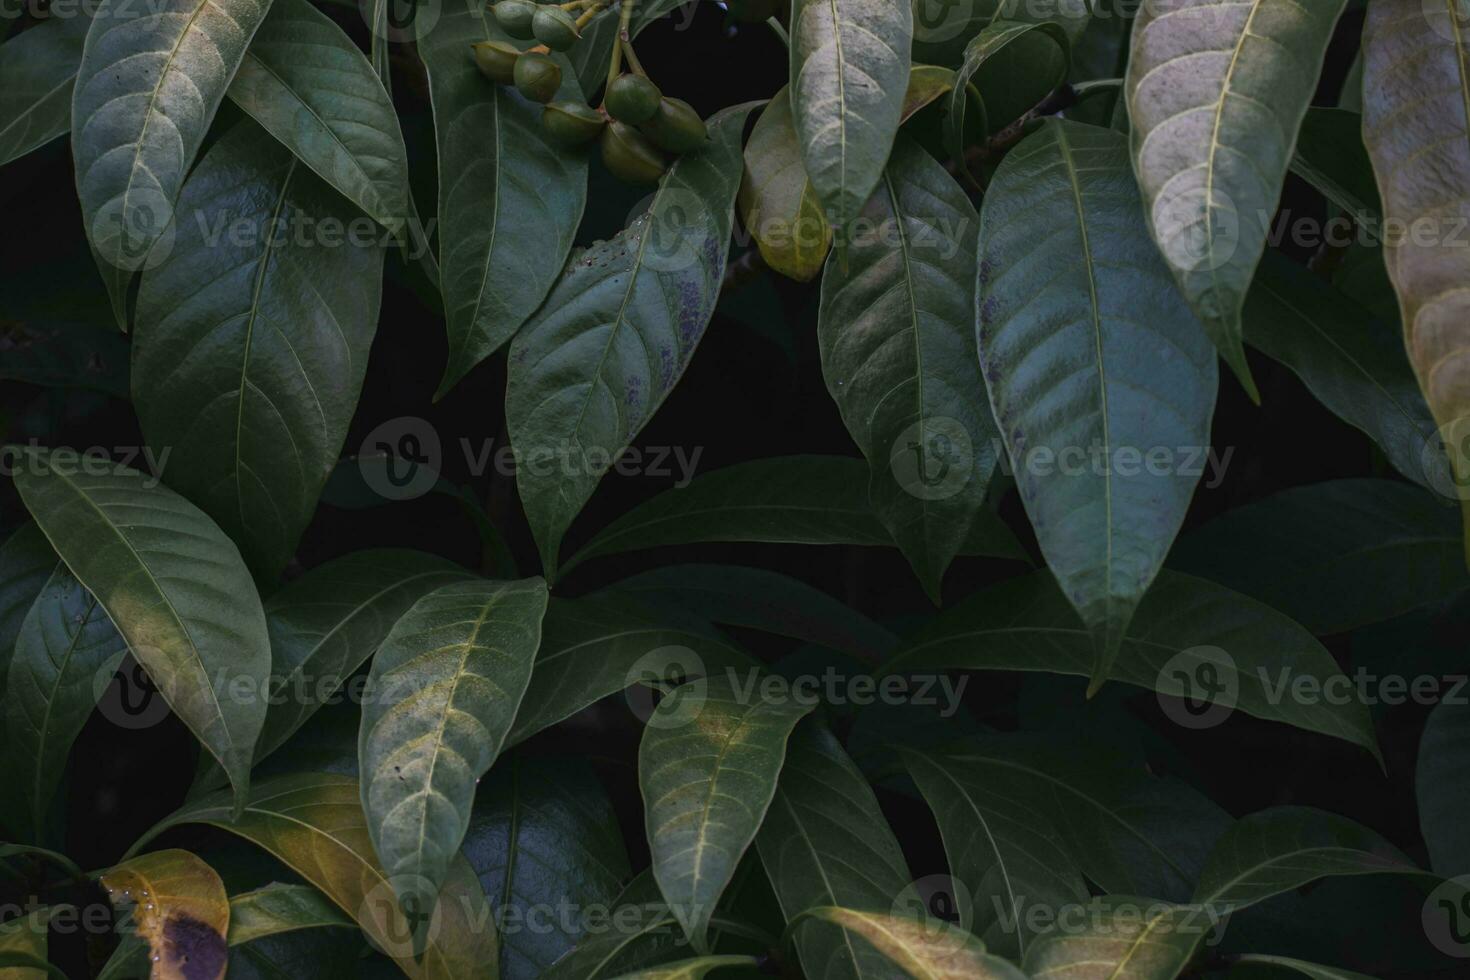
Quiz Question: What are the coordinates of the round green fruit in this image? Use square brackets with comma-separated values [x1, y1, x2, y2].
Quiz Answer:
[601, 121, 667, 184]
[542, 101, 605, 145]
[491, 0, 537, 39]
[532, 6, 580, 50]
[513, 52, 562, 103]
[471, 40, 520, 84]
[640, 97, 707, 154]
[604, 73, 662, 124]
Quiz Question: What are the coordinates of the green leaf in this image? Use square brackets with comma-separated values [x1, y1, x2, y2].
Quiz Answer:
[540, 870, 689, 980]
[359, 577, 548, 932]
[1169, 480, 1469, 635]
[1191, 806, 1425, 913]
[789, 0, 912, 234]
[1417, 698, 1470, 877]
[1244, 252, 1446, 492]
[0, 524, 58, 681]
[4, 566, 127, 841]
[738, 87, 830, 282]
[563, 456, 1028, 575]
[0, 10, 89, 166]
[130, 772, 499, 980]
[902, 748, 1086, 959]
[101, 849, 231, 980]
[791, 907, 1025, 980]
[1362, 0, 1470, 557]
[256, 549, 474, 767]
[1126, 0, 1350, 399]
[132, 120, 386, 584]
[419, 0, 589, 398]
[977, 118, 1217, 684]
[462, 754, 632, 980]
[608, 564, 899, 663]
[226, 0, 411, 235]
[605, 957, 758, 980]
[640, 675, 813, 950]
[226, 883, 355, 946]
[507, 595, 756, 747]
[1229, 955, 1376, 980]
[0, 908, 51, 980]
[72, 0, 274, 271]
[13, 448, 271, 813]
[754, 720, 913, 980]
[930, 737, 1231, 903]
[884, 569, 1380, 759]
[0, 320, 130, 398]
[1020, 896, 1213, 980]
[948, 19, 1069, 170]
[819, 134, 999, 601]
[506, 103, 757, 578]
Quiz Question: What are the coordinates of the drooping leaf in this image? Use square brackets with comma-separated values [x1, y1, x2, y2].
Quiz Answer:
[739, 87, 830, 282]
[1020, 896, 1215, 980]
[226, 883, 354, 946]
[101, 849, 231, 980]
[0, 10, 89, 166]
[789, 0, 912, 235]
[947, 19, 1069, 172]
[1126, 0, 1350, 398]
[884, 569, 1380, 759]
[1169, 480, 1468, 635]
[902, 747, 1087, 959]
[359, 577, 548, 932]
[563, 456, 1028, 576]
[791, 907, 1025, 980]
[462, 755, 632, 980]
[226, 0, 411, 235]
[1361, 0, 1470, 556]
[255, 549, 473, 767]
[754, 720, 913, 980]
[977, 118, 1217, 684]
[931, 736, 1232, 903]
[1191, 806, 1426, 913]
[605, 957, 758, 980]
[507, 595, 756, 747]
[13, 448, 272, 812]
[1417, 698, 1470, 877]
[506, 103, 757, 578]
[132, 120, 386, 585]
[72, 0, 274, 271]
[608, 564, 900, 663]
[130, 773, 499, 980]
[819, 134, 999, 601]
[4, 566, 127, 841]
[640, 675, 813, 950]
[1244, 252, 1447, 492]
[420, 0, 589, 398]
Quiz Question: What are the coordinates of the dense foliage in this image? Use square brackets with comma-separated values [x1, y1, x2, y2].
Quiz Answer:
[0, 0, 1468, 977]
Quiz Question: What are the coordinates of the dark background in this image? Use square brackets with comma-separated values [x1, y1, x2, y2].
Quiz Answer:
[1, 1, 1461, 976]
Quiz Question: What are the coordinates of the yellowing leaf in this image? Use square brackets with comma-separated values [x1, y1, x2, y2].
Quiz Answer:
[101, 850, 230, 980]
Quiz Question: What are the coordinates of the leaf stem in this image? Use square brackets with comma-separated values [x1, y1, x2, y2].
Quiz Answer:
[605, 0, 635, 92]
[620, 37, 647, 77]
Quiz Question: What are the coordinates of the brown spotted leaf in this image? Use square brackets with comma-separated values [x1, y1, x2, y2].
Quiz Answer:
[101, 850, 230, 980]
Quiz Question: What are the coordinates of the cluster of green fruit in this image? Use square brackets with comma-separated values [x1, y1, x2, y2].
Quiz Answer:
[471, 0, 709, 184]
